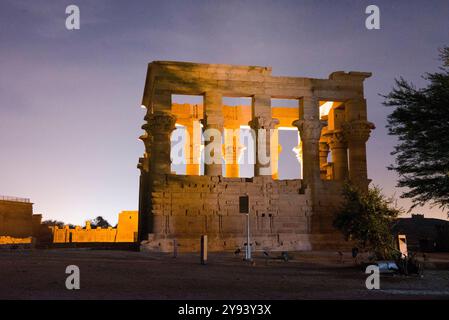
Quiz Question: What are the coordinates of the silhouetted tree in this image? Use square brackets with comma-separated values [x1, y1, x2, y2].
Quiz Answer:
[42, 220, 65, 228]
[90, 216, 111, 228]
[383, 46, 449, 214]
[333, 184, 402, 259]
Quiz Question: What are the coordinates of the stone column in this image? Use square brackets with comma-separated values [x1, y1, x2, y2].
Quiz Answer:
[292, 96, 324, 185]
[137, 132, 151, 238]
[343, 120, 375, 189]
[137, 155, 150, 240]
[249, 95, 279, 176]
[138, 129, 152, 174]
[319, 141, 330, 179]
[204, 91, 224, 176]
[224, 127, 240, 177]
[343, 98, 375, 190]
[271, 132, 280, 180]
[138, 106, 154, 240]
[144, 111, 177, 175]
[184, 122, 201, 175]
[325, 130, 348, 181]
[249, 116, 279, 177]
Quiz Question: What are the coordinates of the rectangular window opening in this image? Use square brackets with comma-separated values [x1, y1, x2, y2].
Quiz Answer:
[271, 99, 301, 180]
[222, 97, 252, 178]
[170, 94, 204, 176]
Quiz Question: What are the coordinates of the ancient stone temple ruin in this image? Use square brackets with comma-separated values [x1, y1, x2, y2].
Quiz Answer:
[138, 61, 374, 252]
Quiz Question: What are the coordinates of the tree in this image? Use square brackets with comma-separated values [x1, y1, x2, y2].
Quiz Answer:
[383, 47, 449, 213]
[42, 220, 65, 228]
[90, 216, 111, 228]
[333, 184, 402, 259]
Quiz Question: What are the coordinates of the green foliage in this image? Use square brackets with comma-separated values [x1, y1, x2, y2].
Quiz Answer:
[333, 184, 402, 259]
[440, 47, 449, 67]
[42, 220, 65, 228]
[382, 46, 449, 213]
[90, 216, 111, 228]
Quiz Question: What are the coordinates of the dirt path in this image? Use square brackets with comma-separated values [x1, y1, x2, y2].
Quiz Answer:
[0, 249, 448, 299]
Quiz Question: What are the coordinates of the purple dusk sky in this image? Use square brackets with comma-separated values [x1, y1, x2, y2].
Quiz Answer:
[1, 0, 448, 225]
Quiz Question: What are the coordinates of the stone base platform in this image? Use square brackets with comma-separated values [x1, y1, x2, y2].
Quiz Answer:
[140, 233, 353, 253]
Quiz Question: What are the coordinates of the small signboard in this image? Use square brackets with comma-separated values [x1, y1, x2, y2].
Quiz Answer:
[398, 234, 408, 258]
[239, 195, 249, 214]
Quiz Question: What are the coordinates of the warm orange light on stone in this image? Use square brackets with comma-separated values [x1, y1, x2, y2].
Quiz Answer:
[138, 61, 374, 252]
[52, 211, 138, 243]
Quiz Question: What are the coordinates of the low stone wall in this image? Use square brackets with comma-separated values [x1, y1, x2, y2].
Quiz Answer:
[52, 211, 138, 243]
[0, 236, 33, 245]
[53, 226, 118, 243]
[141, 233, 351, 253]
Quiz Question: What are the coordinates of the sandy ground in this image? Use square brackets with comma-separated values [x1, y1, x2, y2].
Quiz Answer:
[0, 249, 448, 300]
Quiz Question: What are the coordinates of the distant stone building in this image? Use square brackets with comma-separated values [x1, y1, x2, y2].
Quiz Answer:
[52, 211, 138, 243]
[138, 61, 375, 252]
[0, 196, 33, 244]
[394, 214, 449, 252]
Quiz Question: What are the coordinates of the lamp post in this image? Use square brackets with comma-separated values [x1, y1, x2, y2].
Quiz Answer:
[239, 195, 251, 261]
[246, 210, 251, 260]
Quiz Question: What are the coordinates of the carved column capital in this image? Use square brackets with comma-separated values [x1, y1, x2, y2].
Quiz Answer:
[292, 119, 326, 141]
[142, 111, 177, 175]
[319, 141, 330, 153]
[342, 120, 374, 190]
[139, 132, 153, 156]
[342, 120, 375, 143]
[324, 130, 347, 149]
[137, 156, 150, 173]
[146, 111, 177, 135]
[249, 116, 279, 130]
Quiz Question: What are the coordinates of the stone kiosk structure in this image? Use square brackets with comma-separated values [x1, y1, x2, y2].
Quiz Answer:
[138, 61, 374, 252]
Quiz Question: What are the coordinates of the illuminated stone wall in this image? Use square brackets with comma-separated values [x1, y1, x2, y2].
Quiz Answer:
[52, 211, 138, 243]
[0, 236, 32, 245]
[0, 198, 33, 238]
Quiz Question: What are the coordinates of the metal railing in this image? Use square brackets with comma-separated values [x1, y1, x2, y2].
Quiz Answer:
[0, 195, 30, 203]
